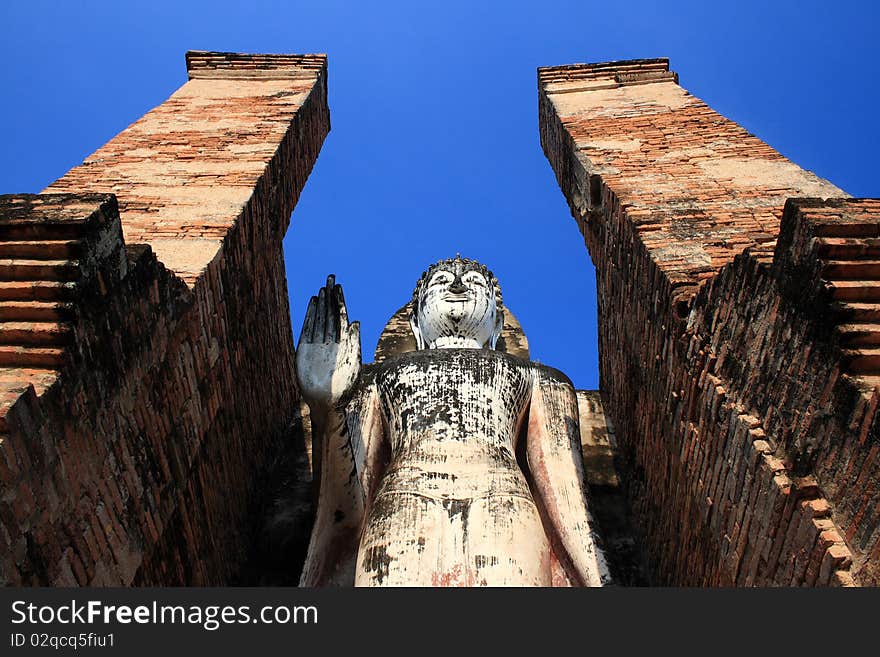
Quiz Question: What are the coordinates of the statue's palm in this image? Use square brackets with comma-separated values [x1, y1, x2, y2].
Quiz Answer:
[296, 275, 361, 411]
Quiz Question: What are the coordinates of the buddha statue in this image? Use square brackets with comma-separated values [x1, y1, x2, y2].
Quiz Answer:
[295, 256, 609, 586]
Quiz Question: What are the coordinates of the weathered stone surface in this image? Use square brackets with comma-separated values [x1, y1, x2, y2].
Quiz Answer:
[0, 51, 329, 585]
[540, 58, 871, 585]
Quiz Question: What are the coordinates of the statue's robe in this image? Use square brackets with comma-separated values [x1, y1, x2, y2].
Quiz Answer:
[299, 349, 609, 587]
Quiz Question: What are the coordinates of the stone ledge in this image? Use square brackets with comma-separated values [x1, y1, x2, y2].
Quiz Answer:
[0, 194, 116, 230]
[186, 50, 327, 80]
[538, 57, 677, 90]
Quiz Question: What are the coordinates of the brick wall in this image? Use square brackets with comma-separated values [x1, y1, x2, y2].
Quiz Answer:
[0, 51, 329, 585]
[540, 58, 877, 585]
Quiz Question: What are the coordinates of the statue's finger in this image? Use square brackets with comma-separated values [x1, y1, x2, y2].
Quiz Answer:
[315, 287, 327, 342]
[335, 284, 349, 329]
[326, 275, 341, 339]
[329, 288, 341, 342]
[325, 275, 340, 341]
[301, 295, 318, 343]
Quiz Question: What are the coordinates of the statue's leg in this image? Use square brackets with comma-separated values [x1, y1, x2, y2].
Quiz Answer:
[356, 491, 552, 586]
[465, 495, 552, 587]
[356, 491, 457, 587]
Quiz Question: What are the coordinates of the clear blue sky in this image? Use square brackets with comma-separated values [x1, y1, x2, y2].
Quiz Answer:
[1, 1, 877, 388]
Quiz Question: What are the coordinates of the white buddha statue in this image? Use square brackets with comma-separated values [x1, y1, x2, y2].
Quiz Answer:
[295, 256, 609, 586]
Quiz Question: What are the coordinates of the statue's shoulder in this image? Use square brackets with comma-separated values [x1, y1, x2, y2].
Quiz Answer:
[529, 361, 575, 388]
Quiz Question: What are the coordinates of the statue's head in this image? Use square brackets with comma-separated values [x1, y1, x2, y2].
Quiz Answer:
[410, 255, 504, 350]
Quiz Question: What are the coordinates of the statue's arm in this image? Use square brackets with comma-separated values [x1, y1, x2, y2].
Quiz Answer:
[299, 378, 385, 586]
[296, 276, 378, 586]
[526, 365, 611, 586]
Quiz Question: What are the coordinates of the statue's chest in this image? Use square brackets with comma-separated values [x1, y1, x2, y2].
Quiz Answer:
[375, 350, 532, 442]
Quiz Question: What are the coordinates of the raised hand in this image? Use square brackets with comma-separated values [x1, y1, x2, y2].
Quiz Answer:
[295, 275, 362, 412]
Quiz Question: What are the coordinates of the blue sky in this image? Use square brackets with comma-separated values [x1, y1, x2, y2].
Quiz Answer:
[1, 1, 877, 388]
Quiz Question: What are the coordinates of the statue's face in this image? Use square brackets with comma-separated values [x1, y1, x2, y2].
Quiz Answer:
[413, 265, 502, 350]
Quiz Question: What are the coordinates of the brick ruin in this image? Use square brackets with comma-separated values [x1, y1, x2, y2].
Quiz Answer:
[0, 52, 328, 585]
[540, 58, 879, 585]
[1, 51, 877, 587]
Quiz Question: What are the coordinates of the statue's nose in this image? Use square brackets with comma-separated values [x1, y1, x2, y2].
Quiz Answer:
[448, 274, 467, 294]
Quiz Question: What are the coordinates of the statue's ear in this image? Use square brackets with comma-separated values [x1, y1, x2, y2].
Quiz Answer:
[489, 309, 504, 350]
[410, 312, 425, 350]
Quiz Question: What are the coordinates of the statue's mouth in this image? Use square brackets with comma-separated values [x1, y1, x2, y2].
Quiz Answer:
[443, 294, 469, 302]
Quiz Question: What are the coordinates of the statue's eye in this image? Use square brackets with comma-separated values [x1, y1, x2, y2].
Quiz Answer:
[464, 274, 486, 286]
[430, 273, 452, 286]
